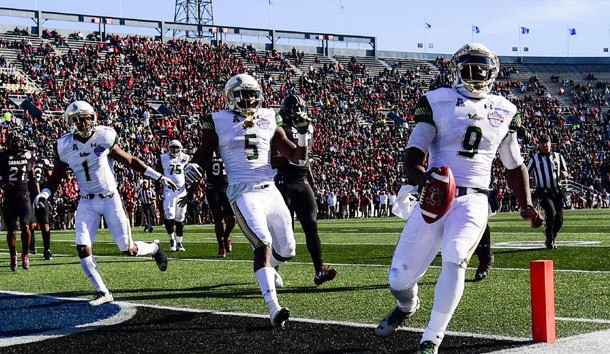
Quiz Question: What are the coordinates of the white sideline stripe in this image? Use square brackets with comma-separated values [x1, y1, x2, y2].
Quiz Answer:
[0, 290, 136, 348]
[557, 317, 610, 324]
[490, 328, 610, 353]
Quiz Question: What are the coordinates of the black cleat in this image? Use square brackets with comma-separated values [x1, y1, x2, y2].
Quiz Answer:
[152, 241, 168, 271]
[474, 255, 495, 281]
[43, 249, 53, 260]
[270, 307, 290, 327]
[314, 267, 338, 286]
[545, 239, 557, 249]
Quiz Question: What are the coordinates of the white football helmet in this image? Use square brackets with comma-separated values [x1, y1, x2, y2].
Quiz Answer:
[224, 73, 263, 117]
[168, 139, 182, 157]
[65, 101, 97, 138]
[450, 43, 499, 98]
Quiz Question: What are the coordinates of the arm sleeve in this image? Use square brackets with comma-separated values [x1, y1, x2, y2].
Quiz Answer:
[498, 132, 524, 170]
[406, 123, 436, 153]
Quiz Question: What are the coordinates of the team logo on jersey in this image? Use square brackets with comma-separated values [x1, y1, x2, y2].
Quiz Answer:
[467, 112, 483, 120]
[79, 152, 90, 157]
[93, 145, 107, 157]
[256, 118, 270, 129]
[487, 110, 505, 127]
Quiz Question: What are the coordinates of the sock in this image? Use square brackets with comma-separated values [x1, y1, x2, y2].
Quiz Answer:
[134, 241, 159, 256]
[169, 232, 175, 241]
[254, 267, 280, 313]
[392, 284, 419, 312]
[270, 253, 283, 268]
[80, 255, 109, 294]
[421, 261, 466, 345]
[176, 236, 183, 244]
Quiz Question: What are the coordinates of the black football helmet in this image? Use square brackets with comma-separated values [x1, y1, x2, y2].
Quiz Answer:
[6, 131, 25, 152]
[280, 95, 308, 123]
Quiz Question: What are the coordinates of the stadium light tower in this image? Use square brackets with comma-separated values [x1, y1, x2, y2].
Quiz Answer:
[173, 0, 214, 38]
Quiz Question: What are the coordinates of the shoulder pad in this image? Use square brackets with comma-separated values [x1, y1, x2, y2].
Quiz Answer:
[414, 95, 435, 128]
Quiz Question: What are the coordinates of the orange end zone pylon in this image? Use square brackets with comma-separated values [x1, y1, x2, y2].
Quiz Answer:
[530, 260, 557, 342]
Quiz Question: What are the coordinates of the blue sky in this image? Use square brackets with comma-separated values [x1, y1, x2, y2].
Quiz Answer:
[2, 0, 610, 57]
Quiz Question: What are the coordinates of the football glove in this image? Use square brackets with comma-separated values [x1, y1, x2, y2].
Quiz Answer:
[291, 112, 312, 135]
[178, 195, 190, 208]
[520, 205, 543, 228]
[184, 163, 204, 184]
[33, 189, 51, 209]
[159, 176, 178, 192]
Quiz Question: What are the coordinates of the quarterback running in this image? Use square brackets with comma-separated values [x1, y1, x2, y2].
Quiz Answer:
[33, 100, 177, 306]
[374, 43, 542, 354]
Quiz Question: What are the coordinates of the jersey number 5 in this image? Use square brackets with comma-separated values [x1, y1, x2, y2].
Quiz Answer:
[244, 134, 259, 160]
[458, 126, 482, 158]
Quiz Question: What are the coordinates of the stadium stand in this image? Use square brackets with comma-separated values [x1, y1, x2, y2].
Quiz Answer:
[1, 24, 610, 227]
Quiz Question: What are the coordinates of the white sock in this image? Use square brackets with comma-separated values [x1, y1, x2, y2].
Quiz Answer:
[80, 255, 109, 294]
[422, 261, 466, 345]
[254, 267, 280, 312]
[169, 233, 175, 240]
[134, 241, 159, 256]
[176, 236, 183, 244]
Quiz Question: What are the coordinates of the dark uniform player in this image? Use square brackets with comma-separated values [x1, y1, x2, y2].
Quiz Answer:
[273, 95, 337, 285]
[0, 131, 38, 271]
[29, 147, 54, 260]
[205, 150, 235, 257]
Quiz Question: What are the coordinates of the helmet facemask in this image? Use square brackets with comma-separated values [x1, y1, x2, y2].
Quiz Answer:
[224, 74, 263, 119]
[65, 101, 97, 138]
[281, 95, 308, 124]
[168, 140, 182, 157]
[451, 43, 499, 98]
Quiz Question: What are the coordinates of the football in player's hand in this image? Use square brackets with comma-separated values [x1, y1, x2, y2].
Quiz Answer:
[419, 166, 456, 224]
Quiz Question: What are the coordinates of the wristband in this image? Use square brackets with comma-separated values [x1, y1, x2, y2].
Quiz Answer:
[144, 166, 162, 181]
[41, 187, 52, 198]
[297, 133, 310, 147]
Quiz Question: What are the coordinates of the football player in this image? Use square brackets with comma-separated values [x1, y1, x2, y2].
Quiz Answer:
[184, 73, 309, 327]
[273, 95, 337, 285]
[0, 129, 37, 271]
[33, 101, 177, 306]
[374, 43, 542, 354]
[158, 139, 190, 251]
[29, 145, 54, 260]
[204, 149, 235, 258]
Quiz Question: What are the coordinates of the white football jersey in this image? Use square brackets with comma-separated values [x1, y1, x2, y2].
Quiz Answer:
[201, 109, 279, 186]
[55, 126, 119, 195]
[411, 88, 518, 189]
[160, 151, 190, 189]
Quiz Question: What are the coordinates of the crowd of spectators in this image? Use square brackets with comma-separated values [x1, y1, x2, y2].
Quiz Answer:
[0, 31, 609, 228]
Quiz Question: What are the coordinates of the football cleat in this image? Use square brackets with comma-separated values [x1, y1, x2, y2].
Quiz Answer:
[545, 239, 557, 250]
[43, 249, 53, 261]
[89, 291, 114, 306]
[169, 239, 176, 252]
[10, 255, 17, 272]
[375, 299, 421, 337]
[418, 341, 439, 354]
[225, 239, 232, 253]
[314, 267, 338, 286]
[152, 241, 168, 271]
[270, 307, 290, 327]
[29, 245, 36, 255]
[274, 268, 284, 288]
[218, 248, 226, 258]
[22, 255, 30, 270]
[474, 255, 495, 281]
[176, 242, 186, 252]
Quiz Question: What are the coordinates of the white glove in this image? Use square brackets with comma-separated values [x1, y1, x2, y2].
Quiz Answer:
[159, 176, 178, 191]
[184, 163, 204, 184]
[34, 188, 51, 209]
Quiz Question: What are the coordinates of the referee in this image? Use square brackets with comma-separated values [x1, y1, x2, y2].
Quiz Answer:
[139, 180, 156, 233]
[527, 134, 569, 249]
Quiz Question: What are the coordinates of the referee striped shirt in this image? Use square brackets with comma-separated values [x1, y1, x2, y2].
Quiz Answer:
[527, 152, 567, 189]
[139, 186, 156, 205]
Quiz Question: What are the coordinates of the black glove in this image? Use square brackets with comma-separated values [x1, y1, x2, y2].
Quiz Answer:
[178, 194, 190, 208]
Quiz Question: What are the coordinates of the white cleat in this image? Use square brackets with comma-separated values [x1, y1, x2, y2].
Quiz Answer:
[274, 269, 284, 288]
[89, 291, 114, 306]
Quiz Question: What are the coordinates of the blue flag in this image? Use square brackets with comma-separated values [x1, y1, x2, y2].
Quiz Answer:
[521, 27, 530, 34]
[425, 22, 431, 29]
[472, 25, 480, 34]
[569, 28, 576, 35]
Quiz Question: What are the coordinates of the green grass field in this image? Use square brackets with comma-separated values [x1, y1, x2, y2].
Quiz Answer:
[1, 209, 609, 340]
